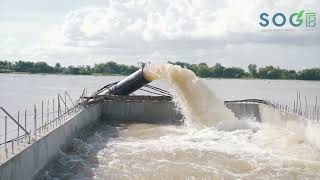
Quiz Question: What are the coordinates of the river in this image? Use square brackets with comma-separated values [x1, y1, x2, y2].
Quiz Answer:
[1, 73, 320, 179]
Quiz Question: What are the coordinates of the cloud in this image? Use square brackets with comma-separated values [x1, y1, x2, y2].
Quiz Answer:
[1, 0, 319, 68]
[60, 0, 320, 47]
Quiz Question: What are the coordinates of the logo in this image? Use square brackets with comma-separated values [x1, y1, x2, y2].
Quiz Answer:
[259, 10, 318, 32]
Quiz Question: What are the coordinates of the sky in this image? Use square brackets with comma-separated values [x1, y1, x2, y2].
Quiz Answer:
[0, 0, 319, 70]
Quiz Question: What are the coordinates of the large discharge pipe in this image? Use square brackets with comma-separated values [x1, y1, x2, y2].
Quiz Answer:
[106, 68, 151, 95]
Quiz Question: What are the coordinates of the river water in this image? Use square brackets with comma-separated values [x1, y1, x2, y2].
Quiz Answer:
[1, 73, 320, 179]
[1, 73, 319, 113]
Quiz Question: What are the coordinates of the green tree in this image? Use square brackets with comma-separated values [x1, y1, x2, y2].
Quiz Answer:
[0, 60, 13, 72]
[210, 63, 225, 78]
[223, 67, 246, 78]
[298, 68, 320, 80]
[33, 62, 53, 73]
[197, 63, 211, 77]
[54, 63, 63, 73]
[1, 60, 319, 80]
[248, 64, 257, 78]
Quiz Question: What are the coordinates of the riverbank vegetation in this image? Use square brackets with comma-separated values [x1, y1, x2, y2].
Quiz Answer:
[0, 60, 319, 80]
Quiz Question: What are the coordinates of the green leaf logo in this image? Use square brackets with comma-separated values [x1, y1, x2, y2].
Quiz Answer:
[297, 10, 304, 19]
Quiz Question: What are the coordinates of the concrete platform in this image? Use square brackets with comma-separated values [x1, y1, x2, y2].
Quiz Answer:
[0, 96, 278, 180]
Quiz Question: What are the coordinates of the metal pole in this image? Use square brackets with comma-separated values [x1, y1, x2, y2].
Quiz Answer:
[316, 107, 319, 122]
[41, 101, 44, 133]
[299, 92, 302, 116]
[304, 96, 308, 118]
[296, 92, 298, 114]
[17, 110, 20, 144]
[58, 94, 70, 113]
[52, 98, 55, 128]
[312, 107, 315, 120]
[65, 91, 70, 118]
[58, 95, 60, 125]
[65, 92, 67, 113]
[65, 91, 75, 107]
[5, 116, 8, 158]
[24, 109, 27, 141]
[0, 107, 28, 134]
[34, 104, 37, 139]
[47, 99, 49, 131]
[28, 130, 31, 144]
[315, 96, 318, 121]
[11, 140, 14, 154]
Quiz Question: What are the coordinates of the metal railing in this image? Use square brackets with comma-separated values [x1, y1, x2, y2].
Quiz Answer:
[264, 92, 319, 122]
[0, 91, 83, 161]
[225, 93, 319, 122]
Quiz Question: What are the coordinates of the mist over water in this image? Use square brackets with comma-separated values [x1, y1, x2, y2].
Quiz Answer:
[39, 64, 320, 179]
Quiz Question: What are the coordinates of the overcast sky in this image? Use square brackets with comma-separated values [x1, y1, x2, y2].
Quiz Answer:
[0, 0, 319, 69]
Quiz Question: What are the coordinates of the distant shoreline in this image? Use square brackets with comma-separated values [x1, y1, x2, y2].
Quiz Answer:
[1, 60, 319, 80]
[0, 71, 127, 77]
[1, 71, 319, 81]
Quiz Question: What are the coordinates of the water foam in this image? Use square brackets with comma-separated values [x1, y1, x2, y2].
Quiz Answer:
[144, 64, 236, 128]
[36, 64, 320, 179]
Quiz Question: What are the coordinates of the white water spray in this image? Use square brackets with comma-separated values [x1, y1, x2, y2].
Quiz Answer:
[144, 63, 236, 128]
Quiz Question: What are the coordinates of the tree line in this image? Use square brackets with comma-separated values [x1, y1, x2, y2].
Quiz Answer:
[0, 60, 319, 80]
[0, 60, 138, 75]
[169, 61, 320, 80]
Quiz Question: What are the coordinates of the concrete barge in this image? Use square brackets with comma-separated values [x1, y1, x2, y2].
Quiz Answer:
[0, 95, 281, 180]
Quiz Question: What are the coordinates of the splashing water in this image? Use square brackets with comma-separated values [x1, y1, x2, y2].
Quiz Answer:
[144, 63, 236, 128]
[38, 64, 320, 179]
[39, 122, 320, 179]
